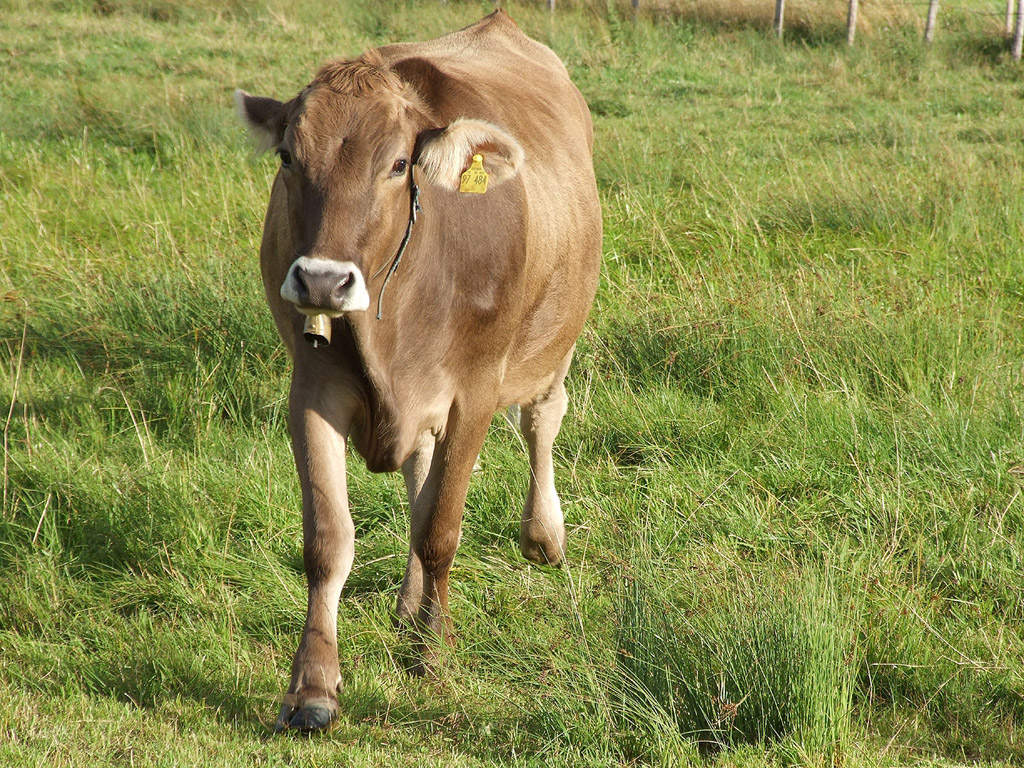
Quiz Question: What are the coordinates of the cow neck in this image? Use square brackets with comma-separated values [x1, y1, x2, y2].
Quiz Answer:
[373, 167, 422, 321]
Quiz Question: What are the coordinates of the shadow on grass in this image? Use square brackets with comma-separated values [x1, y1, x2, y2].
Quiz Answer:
[946, 33, 1018, 68]
[1, 272, 287, 450]
[86, 652, 260, 726]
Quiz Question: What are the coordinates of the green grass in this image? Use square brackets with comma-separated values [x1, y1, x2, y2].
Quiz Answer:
[2, 0, 1024, 765]
[617, 563, 856, 762]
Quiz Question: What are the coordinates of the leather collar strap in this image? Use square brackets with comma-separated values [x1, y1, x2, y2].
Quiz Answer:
[375, 168, 422, 321]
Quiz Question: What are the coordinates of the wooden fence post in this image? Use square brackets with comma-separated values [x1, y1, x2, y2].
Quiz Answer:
[924, 0, 939, 45]
[774, 0, 785, 39]
[1014, 0, 1024, 60]
[547, 0, 554, 10]
[847, 0, 859, 45]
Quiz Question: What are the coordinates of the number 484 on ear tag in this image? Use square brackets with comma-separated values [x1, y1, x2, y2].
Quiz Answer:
[459, 154, 489, 194]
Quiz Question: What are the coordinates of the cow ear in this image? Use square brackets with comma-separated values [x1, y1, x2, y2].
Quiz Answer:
[234, 90, 286, 154]
[415, 118, 524, 191]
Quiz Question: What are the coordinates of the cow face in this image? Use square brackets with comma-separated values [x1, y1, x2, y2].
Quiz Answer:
[235, 57, 524, 321]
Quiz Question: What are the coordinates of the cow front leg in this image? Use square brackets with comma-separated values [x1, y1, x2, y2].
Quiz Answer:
[401, 405, 491, 666]
[396, 429, 435, 623]
[276, 373, 354, 732]
[519, 352, 573, 566]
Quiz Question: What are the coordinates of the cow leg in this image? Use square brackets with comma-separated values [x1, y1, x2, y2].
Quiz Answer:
[519, 351, 573, 566]
[276, 371, 354, 732]
[396, 429, 435, 622]
[402, 404, 492, 663]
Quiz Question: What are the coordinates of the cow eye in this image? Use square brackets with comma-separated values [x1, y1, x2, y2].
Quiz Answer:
[391, 159, 408, 176]
[276, 148, 292, 168]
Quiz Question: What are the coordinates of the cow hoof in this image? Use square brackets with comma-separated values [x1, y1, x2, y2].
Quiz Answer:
[275, 698, 337, 733]
[404, 643, 450, 677]
[405, 656, 429, 677]
[520, 538, 565, 567]
[395, 625, 456, 677]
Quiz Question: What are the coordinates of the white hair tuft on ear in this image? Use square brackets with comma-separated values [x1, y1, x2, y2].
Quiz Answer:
[417, 118, 524, 191]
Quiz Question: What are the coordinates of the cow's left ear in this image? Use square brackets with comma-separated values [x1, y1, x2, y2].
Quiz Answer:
[415, 118, 524, 191]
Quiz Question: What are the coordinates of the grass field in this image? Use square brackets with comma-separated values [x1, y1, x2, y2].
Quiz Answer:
[2, 0, 1023, 765]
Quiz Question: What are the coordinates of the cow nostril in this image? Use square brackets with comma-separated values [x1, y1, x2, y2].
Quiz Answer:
[293, 268, 310, 301]
[332, 271, 354, 298]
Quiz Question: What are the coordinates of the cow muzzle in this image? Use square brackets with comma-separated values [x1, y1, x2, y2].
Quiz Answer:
[280, 256, 370, 316]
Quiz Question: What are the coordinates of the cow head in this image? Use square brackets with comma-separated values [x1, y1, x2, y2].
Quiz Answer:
[235, 53, 524, 319]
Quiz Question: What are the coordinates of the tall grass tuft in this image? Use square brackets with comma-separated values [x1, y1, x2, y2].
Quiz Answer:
[616, 565, 856, 764]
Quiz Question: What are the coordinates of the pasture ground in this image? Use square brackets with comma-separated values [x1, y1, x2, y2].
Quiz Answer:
[1, 1, 1022, 765]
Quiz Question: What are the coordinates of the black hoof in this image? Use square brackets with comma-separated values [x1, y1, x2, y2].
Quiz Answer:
[275, 703, 336, 733]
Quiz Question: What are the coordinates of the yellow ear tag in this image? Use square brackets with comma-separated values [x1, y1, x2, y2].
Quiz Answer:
[459, 154, 489, 194]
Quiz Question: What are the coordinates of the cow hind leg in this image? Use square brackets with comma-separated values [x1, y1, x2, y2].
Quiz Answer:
[519, 359, 572, 567]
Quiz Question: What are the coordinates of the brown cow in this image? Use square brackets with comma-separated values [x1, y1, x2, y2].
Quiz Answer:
[235, 11, 601, 732]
